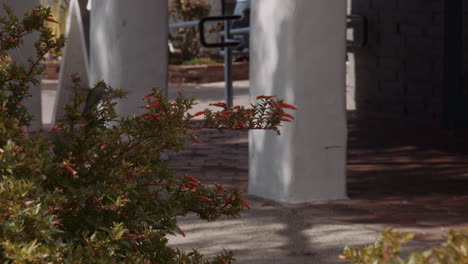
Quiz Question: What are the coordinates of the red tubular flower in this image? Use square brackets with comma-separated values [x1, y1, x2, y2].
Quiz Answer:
[193, 111, 206, 117]
[32, 9, 40, 14]
[221, 110, 233, 115]
[169, 103, 177, 106]
[61, 164, 77, 176]
[140, 103, 160, 109]
[148, 113, 161, 121]
[181, 183, 188, 191]
[133, 245, 140, 253]
[268, 100, 283, 109]
[233, 121, 238, 129]
[220, 258, 228, 264]
[143, 92, 155, 99]
[178, 227, 186, 237]
[150, 98, 160, 103]
[281, 102, 298, 110]
[15, 102, 25, 107]
[241, 201, 250, 209]
[100, 144, 108, 149]
[45, 17, 59, 23]
[49, 124, 61, 133]
[220, 114, 230, 120]
[186, 175, 200, 184]
[280, 118, 292, 122]
[215, 184, 226, 192]
[210, 102, 227, 108]
[281, 113, 295, 119]
[197, 196, 212, 202]
[256, 95, 275, 100]
[238, 121, 246, 128]
[232, 105, 241, 110]
[244, 110, 253, 119]
[191, 186, 198, 193]
[192, 136, 202, 143]
[139, 113, 149, 118]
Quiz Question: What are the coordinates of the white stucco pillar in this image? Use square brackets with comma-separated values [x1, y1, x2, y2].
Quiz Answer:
[249, 0, 348, 203]
[90, 0, 168, 117]
[53, 0, 90, 123]
[2, 0, 42, 131]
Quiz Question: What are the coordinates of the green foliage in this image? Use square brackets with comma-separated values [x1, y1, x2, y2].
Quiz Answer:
[340, 228, 468, 264]
[169, 0, 211, 61]
[169, 53, 217, 66]
[182, 57, 217, 66]
[0, 4, 297, 263]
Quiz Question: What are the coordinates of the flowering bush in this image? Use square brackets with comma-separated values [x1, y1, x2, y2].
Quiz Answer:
[340, 228, 468, 264]
[0, 4, 296, 263]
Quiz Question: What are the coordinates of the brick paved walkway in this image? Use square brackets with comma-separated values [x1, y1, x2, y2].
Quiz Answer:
[168, 111, 468, 242]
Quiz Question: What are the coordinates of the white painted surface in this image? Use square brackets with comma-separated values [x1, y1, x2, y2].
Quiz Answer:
[1, 0, 42, 131]
[249, 0, 348, 203]
[90, 0, 168, 117]
[53, 0, 90, 123]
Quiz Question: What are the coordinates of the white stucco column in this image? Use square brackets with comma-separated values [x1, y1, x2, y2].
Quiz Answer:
[90, 0, 168, 117]
[249, 0, 348, 203]
[2, 0, 42, 131]
[53, 0, 90, 123]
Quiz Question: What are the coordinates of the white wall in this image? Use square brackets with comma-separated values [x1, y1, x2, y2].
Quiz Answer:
[90, 0, 168, 117]
[1, 0, 42, 131]
[249, 0, 348, 203]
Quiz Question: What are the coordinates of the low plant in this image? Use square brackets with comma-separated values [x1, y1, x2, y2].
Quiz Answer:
[340, 228, 468, 264]
[0, 4, 297, 263]
[181, 57, 217, 66]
